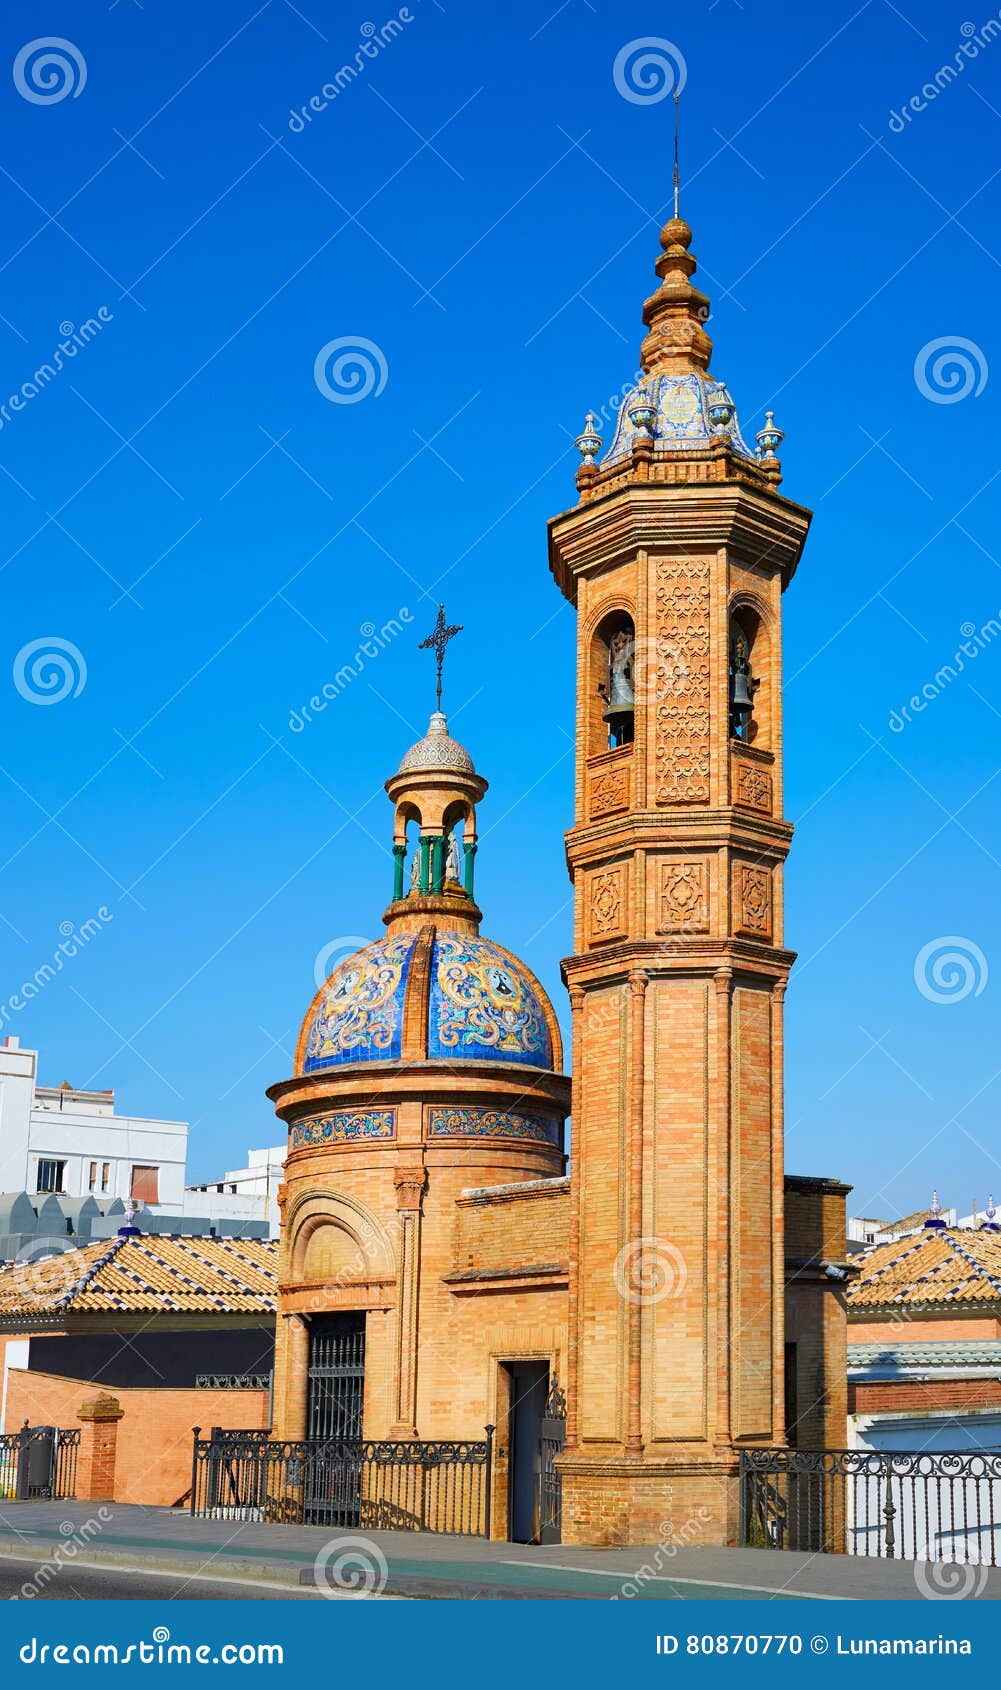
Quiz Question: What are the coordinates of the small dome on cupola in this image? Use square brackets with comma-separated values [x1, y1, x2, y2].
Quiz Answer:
[398, 711, 476, 776]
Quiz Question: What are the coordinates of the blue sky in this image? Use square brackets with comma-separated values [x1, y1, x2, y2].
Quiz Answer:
[0, 0, 998, 1219]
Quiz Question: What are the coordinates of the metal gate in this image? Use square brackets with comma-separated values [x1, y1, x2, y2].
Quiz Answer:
[539, 1379, 566, 1544]
[305, 1313, 365, 1526]
[307, 1312, 365, 1439]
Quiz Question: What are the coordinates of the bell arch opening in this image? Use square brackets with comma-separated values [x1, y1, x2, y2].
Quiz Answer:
[590, 609, 636, 753]
[729, 604, 771, 747]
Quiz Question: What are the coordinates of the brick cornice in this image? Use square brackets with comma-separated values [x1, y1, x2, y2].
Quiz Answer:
[548, 481, 811, 602]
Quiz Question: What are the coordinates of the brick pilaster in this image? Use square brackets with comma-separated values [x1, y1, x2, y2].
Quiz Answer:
[75, 1394, 124, 1503]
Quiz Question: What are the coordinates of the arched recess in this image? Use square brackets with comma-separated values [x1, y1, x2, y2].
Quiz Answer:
[441, 798, 477, 895]
[587, 604, 636, 754]
[283, 1189, 398, 1289]
[729, 594, 774, 749]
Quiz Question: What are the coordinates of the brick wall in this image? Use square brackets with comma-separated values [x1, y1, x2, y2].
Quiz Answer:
[850, 1378, 1001, 1415]
[4, 1367, 269, 1507]
[453, 1179, 569, 1273]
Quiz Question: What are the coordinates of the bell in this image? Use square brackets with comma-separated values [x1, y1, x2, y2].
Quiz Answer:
[603, 673, 635, 717]
[731, 669, 754, 714]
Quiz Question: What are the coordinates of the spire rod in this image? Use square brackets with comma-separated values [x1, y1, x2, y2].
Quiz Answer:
[418, 602, 463, 712]
[673, 89, 680, 220]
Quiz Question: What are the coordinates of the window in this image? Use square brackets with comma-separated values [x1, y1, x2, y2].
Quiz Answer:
[101, 1162, 110, 1194]
[36, 1159, 66, 1194]
[88, 1161, 97, 1192]
[130, 1165, 159, 1204]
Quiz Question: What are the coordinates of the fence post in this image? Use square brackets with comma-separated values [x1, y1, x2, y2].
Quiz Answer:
[738, 1454, 746, 1546]
[883, 1484, 896, 1559]
[189, 1428, 201, 1518]
[15, 1420, 31, 1501]
[483, 1425, 495, 1540]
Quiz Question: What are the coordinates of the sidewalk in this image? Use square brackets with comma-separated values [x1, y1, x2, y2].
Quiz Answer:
[0, 1502, 995, 1600]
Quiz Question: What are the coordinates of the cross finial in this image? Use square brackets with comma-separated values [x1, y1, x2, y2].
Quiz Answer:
[418, 603, 463, 712]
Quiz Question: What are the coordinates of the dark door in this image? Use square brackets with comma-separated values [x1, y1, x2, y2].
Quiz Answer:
[304, 1312, 366, 1527]
[306, 1312, 365, 1440]
[508, 1361, 549, 1544]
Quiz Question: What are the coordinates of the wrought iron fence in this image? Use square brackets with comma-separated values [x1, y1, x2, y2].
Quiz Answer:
[742, 1449, 1001, 1566]
[0, 1424, 80, 1501]
[195, 1374, 271, 1391]
[190, 1425, 494, 1535]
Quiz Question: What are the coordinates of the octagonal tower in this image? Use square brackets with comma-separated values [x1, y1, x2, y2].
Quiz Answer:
[551, 215, 813, 1544]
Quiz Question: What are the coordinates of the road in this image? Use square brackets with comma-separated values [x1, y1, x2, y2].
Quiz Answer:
[0, 1560, 321, 1601]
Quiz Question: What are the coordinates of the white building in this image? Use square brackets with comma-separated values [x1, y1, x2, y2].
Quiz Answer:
[184, 1145, 285, 1236]
[0, 1037, 284, 1242]
[0, 1036, 187, 1210]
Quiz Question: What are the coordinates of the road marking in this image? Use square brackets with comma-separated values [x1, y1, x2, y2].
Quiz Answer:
[499, 1560, 844, 1599]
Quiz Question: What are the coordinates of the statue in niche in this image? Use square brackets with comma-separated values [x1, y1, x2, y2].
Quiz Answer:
[410, 842, 421, 890]
[445, 829, 463, 886]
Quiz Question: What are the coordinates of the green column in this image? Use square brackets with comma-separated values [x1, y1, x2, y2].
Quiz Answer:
[463, 841, 477, 897]
[419, 836, 432, 893]
[429, 836, 444, 893]
[392, 843, 406, 901]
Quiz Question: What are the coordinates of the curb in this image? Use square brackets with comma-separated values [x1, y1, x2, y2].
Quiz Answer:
[0, 1540, 306, 1590]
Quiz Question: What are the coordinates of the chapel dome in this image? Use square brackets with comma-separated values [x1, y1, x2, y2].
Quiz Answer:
[398, 711, 475, 776]
[296, 925, 558, 1075]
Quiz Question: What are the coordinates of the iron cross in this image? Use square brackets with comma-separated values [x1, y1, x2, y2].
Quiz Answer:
[418, 603, 463, 711]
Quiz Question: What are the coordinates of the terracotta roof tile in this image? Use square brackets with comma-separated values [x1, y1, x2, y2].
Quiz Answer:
[0, 1235, 277, 1319]
[847, 1226, 1001, 1311]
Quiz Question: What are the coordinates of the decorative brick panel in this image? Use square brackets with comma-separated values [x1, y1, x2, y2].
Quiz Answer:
[734, 861, 772, 938]
[588, 865, 627, 944]
[657, 859, 709, 934]
[734, 758, 772, 814]
[654, 559, 711, 805]
[588, 759, 631, 819]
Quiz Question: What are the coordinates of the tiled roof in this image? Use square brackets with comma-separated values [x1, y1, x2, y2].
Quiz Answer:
[849, 1340, 1001, 1372]
[0, 1234, 277, 1319]
[847, 1226, 1001, 1311]
[877, 1207, 936, 1235]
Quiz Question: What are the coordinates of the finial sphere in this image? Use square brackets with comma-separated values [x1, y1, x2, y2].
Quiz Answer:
[661, 216, 692, 251]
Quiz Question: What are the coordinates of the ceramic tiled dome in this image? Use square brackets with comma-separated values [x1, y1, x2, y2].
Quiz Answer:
[298, 926, 556, 1074]
[397, 711, 475, 776]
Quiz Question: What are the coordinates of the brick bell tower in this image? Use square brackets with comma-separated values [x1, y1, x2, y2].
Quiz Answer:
[549, 212, 812, 1545]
